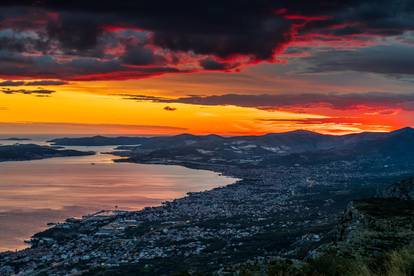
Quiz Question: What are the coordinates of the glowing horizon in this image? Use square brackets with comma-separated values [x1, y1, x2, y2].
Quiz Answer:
[1, 82, 413, 135]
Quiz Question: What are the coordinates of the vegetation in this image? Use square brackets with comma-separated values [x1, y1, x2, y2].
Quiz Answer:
[353, 198, 414, 218]
[385, 247, 414, 276]
[233, 246, 414, 276]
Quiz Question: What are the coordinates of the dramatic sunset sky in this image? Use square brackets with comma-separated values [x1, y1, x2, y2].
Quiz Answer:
[1, 1, 414, 135]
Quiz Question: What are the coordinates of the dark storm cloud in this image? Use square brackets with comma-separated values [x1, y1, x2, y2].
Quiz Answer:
[46, 13, 104, 54]
[0, 50, 181, 80]
[0, 34, 49, 54]
[139, 92, 414, 111]
[121, 45, 167, 66]
[9, 1, 292, 60]
[1, 1, 414, 79]
[0, 36, 27, 52]
[199, 58, 240, 71]
[291, 0, 414, 43]
[306, 44, 414, 75]
[0, 80, 25, 86]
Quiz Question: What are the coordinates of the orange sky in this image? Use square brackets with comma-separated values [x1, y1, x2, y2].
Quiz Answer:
[0, 88, 327, 135]
[1, 71, 412, 136]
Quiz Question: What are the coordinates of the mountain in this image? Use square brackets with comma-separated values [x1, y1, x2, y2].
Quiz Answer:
[346, 127, 414, 158]
[97, 127, 414, 169]
[50, 127, 414, 168]
[49, 134, 224, 148]
[49, 129, 392, 154]
[388, 126, 414, 136]
[229, 130, 338, 153]
[259, 127, 414, 166]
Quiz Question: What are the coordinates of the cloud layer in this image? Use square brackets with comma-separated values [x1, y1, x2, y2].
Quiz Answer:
[0, 80, 68, 86]
[306, 44, 414, 75]
[124, 92, 414, 111]
[0, 1, 413, 80]
[1, 88, 55, 96]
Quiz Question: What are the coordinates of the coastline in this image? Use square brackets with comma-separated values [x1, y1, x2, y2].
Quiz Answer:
[1, 159, 240, 254]
[0, 157, 237, 254]
[2, 138, 414, 274]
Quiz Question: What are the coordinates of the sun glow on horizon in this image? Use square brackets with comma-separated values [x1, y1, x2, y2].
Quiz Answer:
[0, 89, 335, 135]
[1, 82, 409, 136]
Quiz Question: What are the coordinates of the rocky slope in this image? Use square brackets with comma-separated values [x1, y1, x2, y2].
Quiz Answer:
[334, 197, 414, 259]
[385, 177, 414, 200]
[224, 177, 414, 275]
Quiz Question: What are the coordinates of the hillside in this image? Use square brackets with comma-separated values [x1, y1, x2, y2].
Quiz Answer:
[226, 178, 414, 276]
[50, 129, 390, 155]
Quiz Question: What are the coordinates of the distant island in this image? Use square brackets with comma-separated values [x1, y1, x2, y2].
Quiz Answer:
[0, 144, 95, 162]
[0, 137, 32, 141]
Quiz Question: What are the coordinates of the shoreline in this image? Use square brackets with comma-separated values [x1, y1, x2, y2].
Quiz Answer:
[0, 158, 238, 254]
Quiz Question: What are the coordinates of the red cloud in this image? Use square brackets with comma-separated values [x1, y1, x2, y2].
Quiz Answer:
[0, 1, 413, 80]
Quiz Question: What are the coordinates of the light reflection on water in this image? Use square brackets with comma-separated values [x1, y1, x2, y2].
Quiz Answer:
[0, 142, 235, 252]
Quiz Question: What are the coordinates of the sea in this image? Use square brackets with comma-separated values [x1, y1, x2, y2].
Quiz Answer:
[0, 135, 236, 252]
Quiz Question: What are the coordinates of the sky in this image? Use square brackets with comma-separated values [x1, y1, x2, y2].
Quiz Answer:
[0, 1, 414, 135]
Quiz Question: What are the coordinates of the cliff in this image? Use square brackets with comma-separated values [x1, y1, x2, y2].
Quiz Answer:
[335, 198, 414, 259]
[224, 178, 414, 275]
[384, 177, 414, 200]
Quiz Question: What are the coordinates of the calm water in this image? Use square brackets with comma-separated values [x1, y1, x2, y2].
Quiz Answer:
[0, 139, 235, 252]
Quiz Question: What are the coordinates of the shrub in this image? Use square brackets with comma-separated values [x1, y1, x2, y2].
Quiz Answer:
[385, 246, 414, 276]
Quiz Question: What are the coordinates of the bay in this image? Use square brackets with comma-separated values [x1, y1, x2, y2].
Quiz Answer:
[0, 143, 235, 252]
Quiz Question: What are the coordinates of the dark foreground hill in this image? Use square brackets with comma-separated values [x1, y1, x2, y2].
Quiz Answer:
[0, 144, 94, 162]
[227, 178, 414, 276]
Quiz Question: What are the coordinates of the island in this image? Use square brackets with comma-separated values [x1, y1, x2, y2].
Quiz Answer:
[0, 137, 32, 141]
[0, 144, 95, 162]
